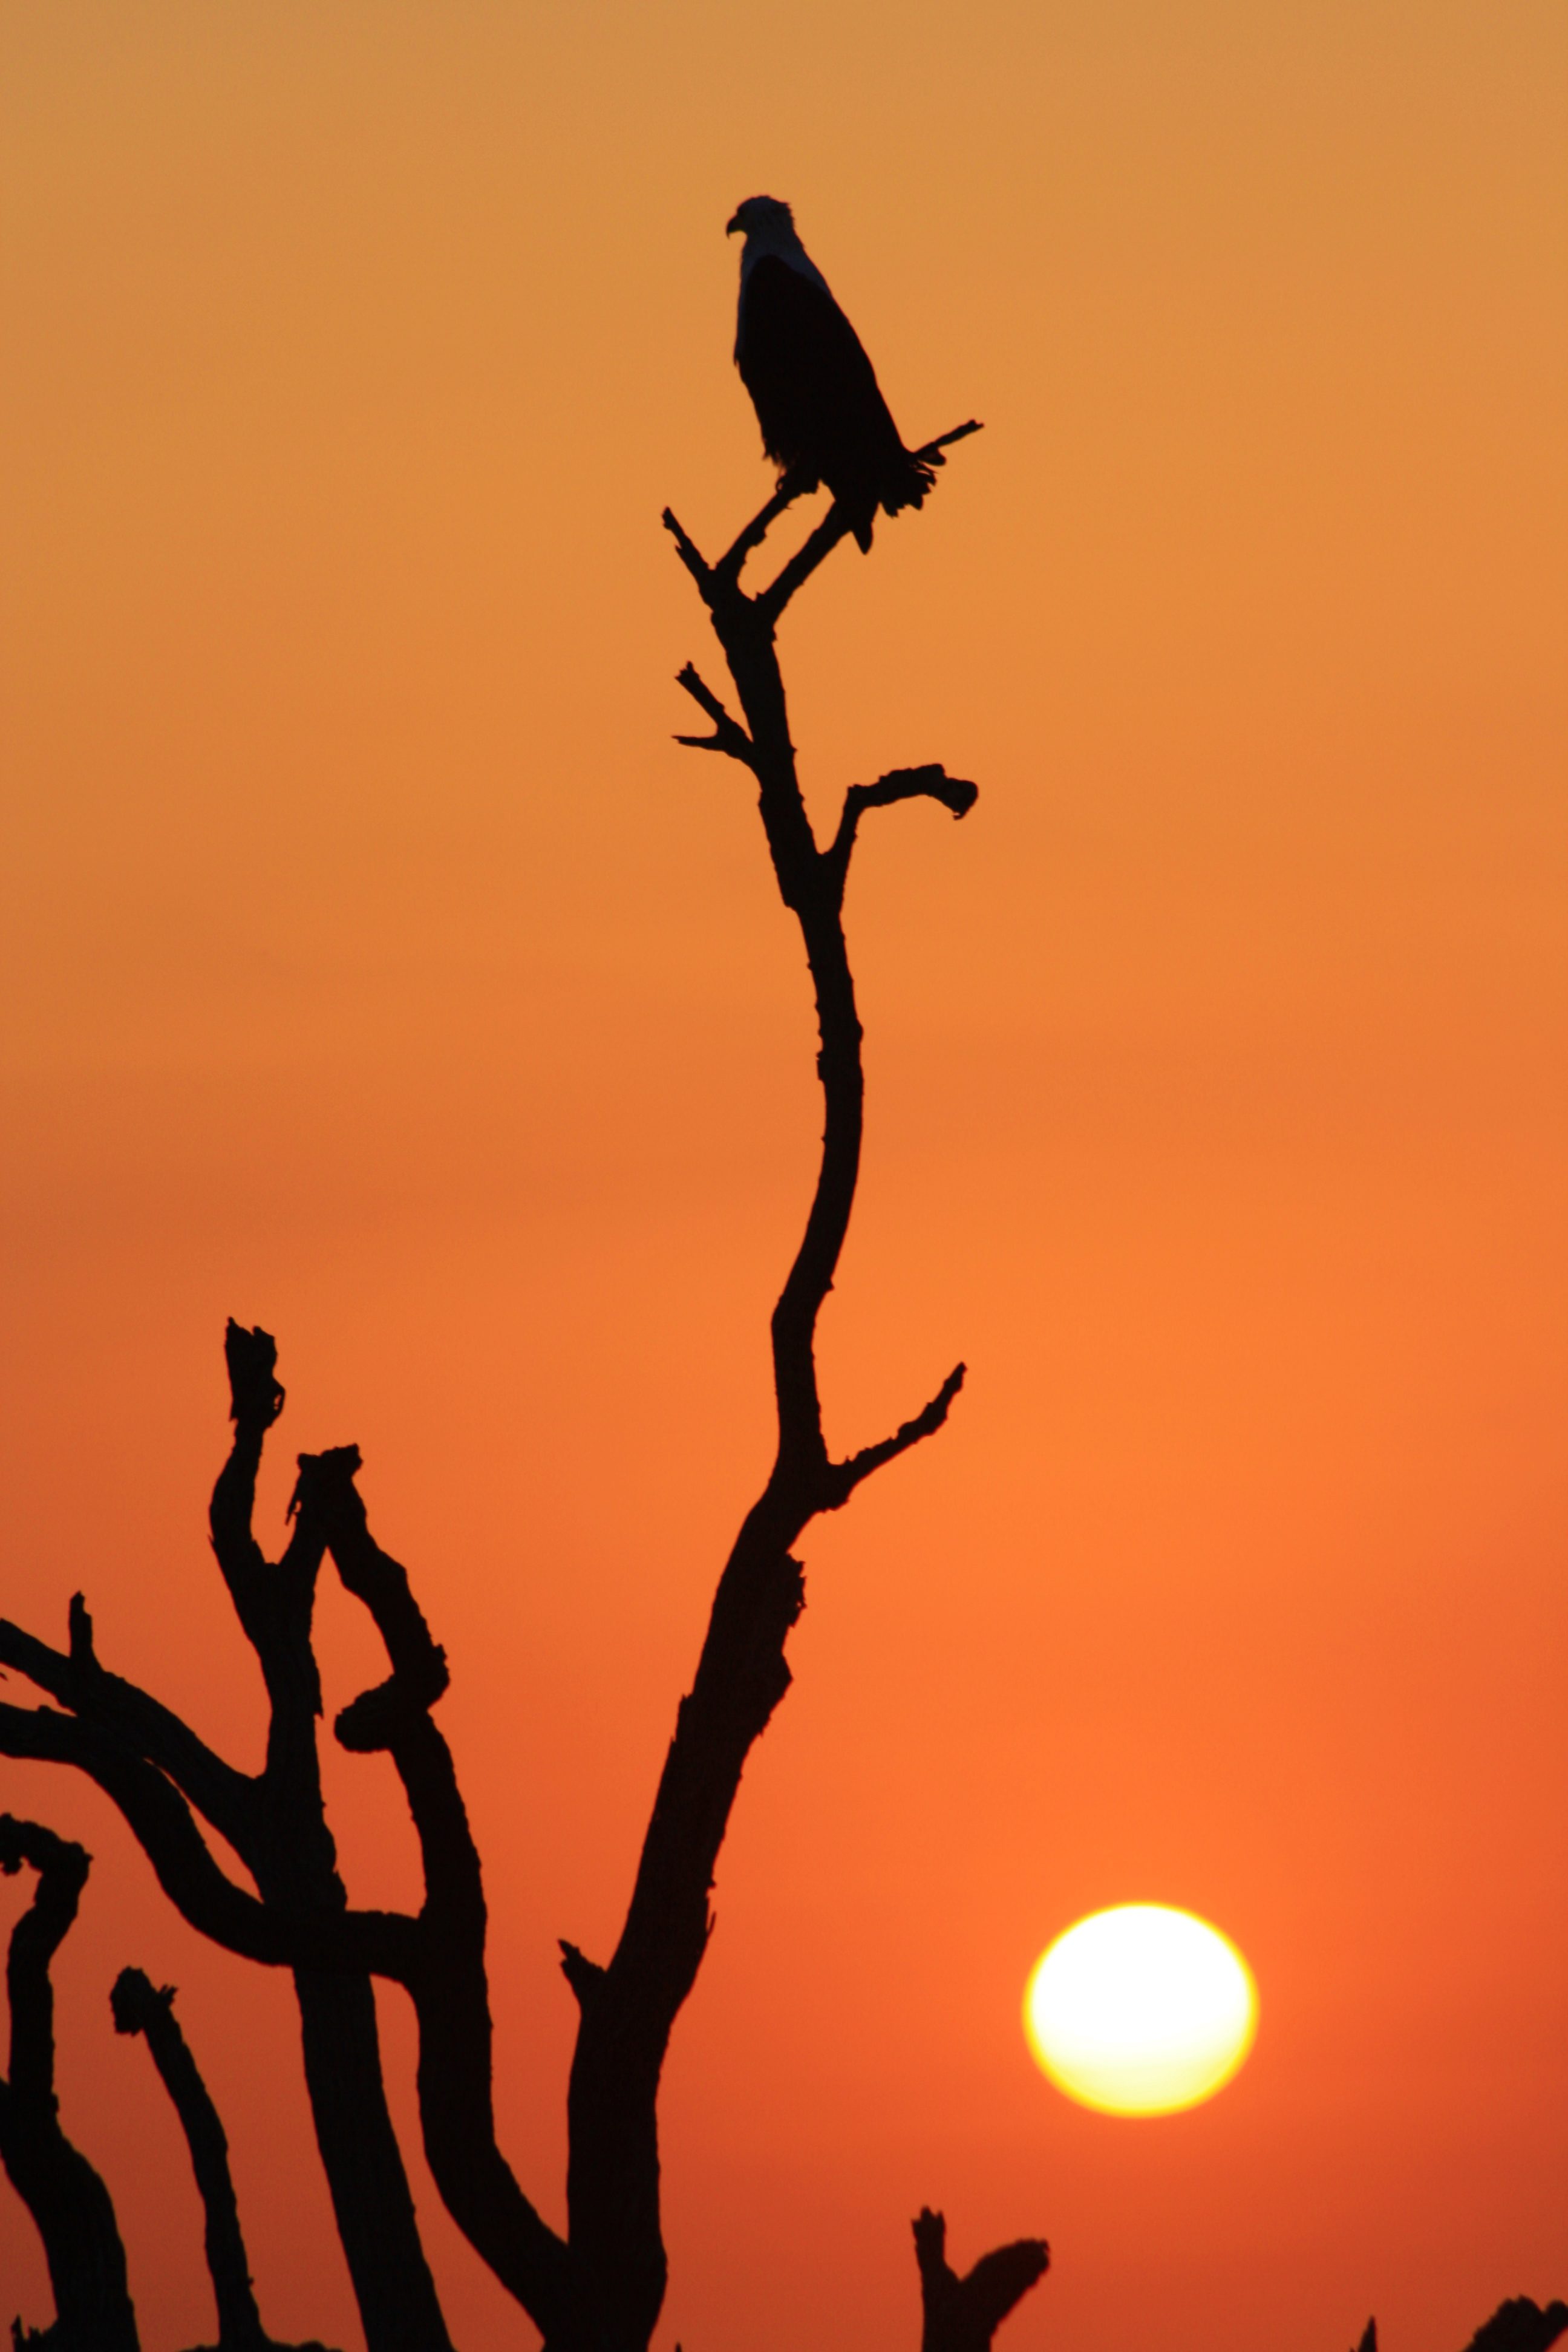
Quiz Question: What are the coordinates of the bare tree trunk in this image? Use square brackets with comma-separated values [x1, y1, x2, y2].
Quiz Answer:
[295, 1976, 434, 2352]
[0, 1817, 139, 2352]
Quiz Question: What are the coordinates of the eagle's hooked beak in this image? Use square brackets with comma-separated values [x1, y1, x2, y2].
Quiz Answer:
[725, 209, 743, 235]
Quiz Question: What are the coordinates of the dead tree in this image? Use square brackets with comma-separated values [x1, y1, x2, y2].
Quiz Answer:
[0, 1815, 138, 2352]
[0, 357, 1561, 2352]
[0, 441, 1054, 2350]
[0, 1334, 452, 2352]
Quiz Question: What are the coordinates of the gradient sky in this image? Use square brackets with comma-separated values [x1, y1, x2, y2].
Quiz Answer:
[2, 6, 1564, 2349]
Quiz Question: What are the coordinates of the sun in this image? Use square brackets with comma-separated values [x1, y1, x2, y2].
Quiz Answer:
[1023, 1904, 1258, 2116]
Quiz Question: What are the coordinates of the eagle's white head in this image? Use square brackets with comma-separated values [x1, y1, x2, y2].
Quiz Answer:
[725, 195, 829, 295]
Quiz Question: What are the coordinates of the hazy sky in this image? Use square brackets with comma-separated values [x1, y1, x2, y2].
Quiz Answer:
[2, 6, 1564, 2348]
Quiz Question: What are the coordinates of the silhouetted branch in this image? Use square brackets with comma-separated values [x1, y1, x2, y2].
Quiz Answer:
[558, 1941, 606, 2007]
[828, 1361, 967, 1506]
[0, 1817, 139, 2352]
[757, 419, 982, 624]
[919, 419, 984, 460]
[826, 765, 979, 897]
[662, 417, 981, 624]
[661, 508, 713, 599]
[0, 1702, 412, 1979]
[1346, 2299, 1568, 2352]
[0, 1329, 452, 2352]
[110, 1967, 337, 2352]
[913, 2207, 1049, 2352]
[532, 416, 993, 2351]
[714, 470, 813, 586]
[225, 1319, 287, 1429]
[754, 501, 858, 624]
[0, 1605, 254, 1852]
[113, 1968, 256, 2351]
[1462, 2301, 1568, 2352]
[2, 402, 1004, 2352]
[204, 1335, 456, 2352]
[0, 1707, 289, 1965]
[308, 1452, 573, 2344]
[673, 663, 756, 766]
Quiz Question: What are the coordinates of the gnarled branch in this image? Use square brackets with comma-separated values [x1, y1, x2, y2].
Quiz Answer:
[913, 2207, 1049, 2352]
[111, 1966, 336, 2352]
[308, 1450, 573, 2344]
[0, 1604, 255, 1854]
[0, 1328, 453, 2352]
[0, 1707, 290, 1967]
[0, 1817, 139, 2352]
[826, 764, 979, 898]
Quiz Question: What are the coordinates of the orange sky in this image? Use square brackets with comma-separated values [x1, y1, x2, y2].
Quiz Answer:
[2, 5, 1564, 2348]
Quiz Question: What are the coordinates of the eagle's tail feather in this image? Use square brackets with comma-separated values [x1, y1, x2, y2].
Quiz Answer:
[877, 448, 940, 520]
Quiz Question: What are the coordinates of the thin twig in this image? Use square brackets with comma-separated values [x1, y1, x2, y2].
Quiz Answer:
[753, 419, 982, 624]
[828, 1364, 967, 1508]
[755, 503, 857, 627]
[917, 419, 984, 460]
[714, 471, 814, 587]
[661, 509, 712, 597]
[673, 664, 757, 768]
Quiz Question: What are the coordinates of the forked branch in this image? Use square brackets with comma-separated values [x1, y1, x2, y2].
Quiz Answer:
[663, 415, 981, 626]
[673, 664, 756, 766]
[913, 2207, 1049, 2352]
[0, 1604, 254, 1852]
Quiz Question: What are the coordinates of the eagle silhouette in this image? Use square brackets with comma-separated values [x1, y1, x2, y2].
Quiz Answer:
[728, 195, 940, 552]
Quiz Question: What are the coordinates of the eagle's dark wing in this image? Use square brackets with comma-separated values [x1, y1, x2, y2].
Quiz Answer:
[737, 255, 935, 549]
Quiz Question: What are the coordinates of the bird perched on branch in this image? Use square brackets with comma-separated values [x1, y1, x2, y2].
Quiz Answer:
[728, 194, 939, 552]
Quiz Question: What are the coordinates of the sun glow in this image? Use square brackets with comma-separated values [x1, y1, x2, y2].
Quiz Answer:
[1024, 1904, 1257, 2116]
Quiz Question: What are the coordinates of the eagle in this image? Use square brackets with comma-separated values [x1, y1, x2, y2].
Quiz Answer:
[727, 195, 939, 552]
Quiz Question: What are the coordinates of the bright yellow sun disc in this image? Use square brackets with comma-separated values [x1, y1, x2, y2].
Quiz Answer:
[1024, 1904, 1257, 2115]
